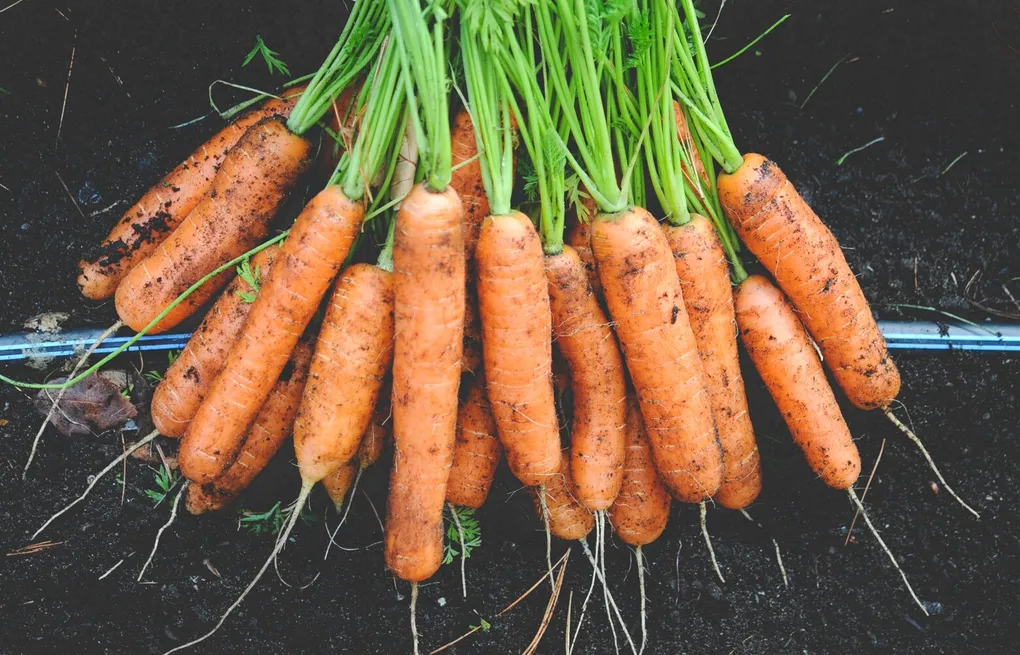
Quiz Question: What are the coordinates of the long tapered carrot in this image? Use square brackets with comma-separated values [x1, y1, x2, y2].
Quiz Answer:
[532, 450, 595, 541]
[446, 373, 502, 509]
[545, 245, 626, 511]
[608, 396, 671, 547]
[735, 274, 861, 489]
[151, 246, 280, 438]
[385, 183, 465, 583]
[718, 154, 900, 411]
[591, 207, 724, 503]
[115, 118, 312, 334]
[476, 212, 561, 487]
[185, 341, 312, 515]
[664, 215, 761, 509]
[293, 262, 394, 483]
[179, 186, 364, 484]
[78, 88, 305, 301]
[450, 108, 490, 265]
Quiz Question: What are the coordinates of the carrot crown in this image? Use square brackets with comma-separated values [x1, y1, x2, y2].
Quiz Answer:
[388, 0, 453, 192]
[287, 0, 389, 136]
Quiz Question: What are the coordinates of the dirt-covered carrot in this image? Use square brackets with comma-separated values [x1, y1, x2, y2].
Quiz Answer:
[115, 119, 312, 334]
[537, 0, 723, 504]
[735, 275, 861, 489]
[185, 341, 312, 515]
[532, 450, 595, 542]
[359, 383, 392, 469]
[151, 246, 280, 438]
[565, 217, 601, 298]
[78, 86, 305, 301]
[461, 280, 483, 375]
[450, 108, 490, 265]
[322, 461, 358, 513]
[384, 0, 464, 588]
[446, 373, 502, 509]
[608, 396, 671, 547]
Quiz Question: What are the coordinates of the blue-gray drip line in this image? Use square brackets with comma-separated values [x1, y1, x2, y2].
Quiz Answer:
[1, 320, 1019, 363]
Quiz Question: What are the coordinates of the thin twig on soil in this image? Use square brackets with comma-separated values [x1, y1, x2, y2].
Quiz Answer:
[55, 30, 77, 150]
[7, 540, 64, 557]
[836, 137, 885, 166]
[799, 54, 849, 109]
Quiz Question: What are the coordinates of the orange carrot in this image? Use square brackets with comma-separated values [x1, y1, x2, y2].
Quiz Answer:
[475, 211, 560, 487]
[532, 450, 594, 541]
[545, 245, 627, 511]
[78, 87, 305, 301]
[450, 108, 489, 265]
[734, 274, 861, 489]
[565, 200, 601, 298]
[385, 184, 466, 583]
[608, 396, 671, 547]
[115, 118, 312, 333]
[179, 186, 363, 484]
[359, 382, 392, 469]
[322, 461, 359, 513]
[461, 280, 484, 375]
[446, 373, 502, 509]
[293, 262, 394, 483]
[151, 246, 280, 438]
[591, 207, 724, 503]
[718, 154, 900, 411]
[184, 341, 312, 515]
[663, 215, 761, 509]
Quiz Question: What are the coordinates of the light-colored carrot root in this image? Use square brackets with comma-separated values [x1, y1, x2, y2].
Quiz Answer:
[739, 509, 788, 589]
[448, 502, 469, 599]
[635, 546, 648, 655]
[578, 538, 638, 655]
[33, 429, 159, 539]
[25, 320, 124, 477]
[137, 482, 187, 582]
[410, 582, 421, 655]
[882, 405, 979, 518]
[162, 481, 314, 654]
[699, 502, 725, 583]
[846, 487, 929, 616]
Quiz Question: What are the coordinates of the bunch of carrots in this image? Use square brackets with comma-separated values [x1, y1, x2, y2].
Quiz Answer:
[4, 0, 979, 652]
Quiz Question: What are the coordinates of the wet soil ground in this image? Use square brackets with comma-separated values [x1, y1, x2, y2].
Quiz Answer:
[1, 1, 1019, 653]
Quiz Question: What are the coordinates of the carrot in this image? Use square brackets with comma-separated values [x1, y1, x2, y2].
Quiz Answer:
[77, 87, 305, 301]
[446, 373, 502, 509]
[565, 218, 601, 298]
[322, 461, 359, 513]
[532, 450, 595, 541]
[663, 216, 761, 509]
[672, 100, 711, 195]
[293, 262, 394, 483]
[476, 212, 561, 487]
[185, 341, 312, 515]
[385, 183, 466, 583]
[608, 396, 671, 547]
[461, 280, 484, 375]
[151, 245, 280, 438]
[718, 154, 900, 410]
[359, 382, 392, 469]
[591, 208, 724, 503]
[115, 118, 312, 334]
[179, 186, 364, 484]
[450, 108, 489, 265]
[545, 245, 627, 511]
[734, 274, 861, 489]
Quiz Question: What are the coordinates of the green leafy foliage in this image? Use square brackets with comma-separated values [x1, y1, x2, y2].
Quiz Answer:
[144, 463, 182, 507]
[470, 618, 492, 632]
[239, 502, 322, 536]
[443, 505, 482, 564]
[143, 350, 179, 383]
[235, 258, 262, 304]
[243, 35, 290, 77]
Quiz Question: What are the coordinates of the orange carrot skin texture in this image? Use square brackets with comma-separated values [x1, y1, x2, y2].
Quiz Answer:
[718, 154, 900, 410]
[450, 109, 489, 265]
[185, 341, 312, 515]
[359, 384, 392, 469]
[531, 451, 594, 541]
[735, 275, 861, 489]
[461, 280, 484, 374]
[608, 397, 671, 547]
[672, 101, 711, 193]
[179, 186, 364, 484]
[78, 88, 304, 301]
[385, 184, 465, 583]
[476, 211, 561, 487]
[151, 246, 280, 438]
[545, 246, 627, 511]
[565, 206, 601, 297]
[293, 263, 394, 483]
[591, 207, 723, 503]
[321, 461, 358, 512]
[664, 216, 762, 510]
[115, 119, 312, 333]
[446, 374, 502, 509]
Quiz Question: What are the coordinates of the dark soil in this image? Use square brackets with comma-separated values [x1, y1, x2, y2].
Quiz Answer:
[1, 1, 1019, 654]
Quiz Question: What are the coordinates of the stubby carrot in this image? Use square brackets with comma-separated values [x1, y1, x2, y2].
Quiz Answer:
[115, 118, 312, 333]
[446, 373, 502, 509]
[151, 246, 280, 438]
[78, 87, 305, 301]
[545, 246, 627, 511]
[179, 186, 363, 484]
[718, 154, 900, 411]
[185, 341, 312, 515]
[532, 450, 595, 541]
[734, 274, 861, 489]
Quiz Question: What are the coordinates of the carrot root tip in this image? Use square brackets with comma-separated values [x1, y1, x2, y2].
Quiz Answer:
[699, 502, 726, 584]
